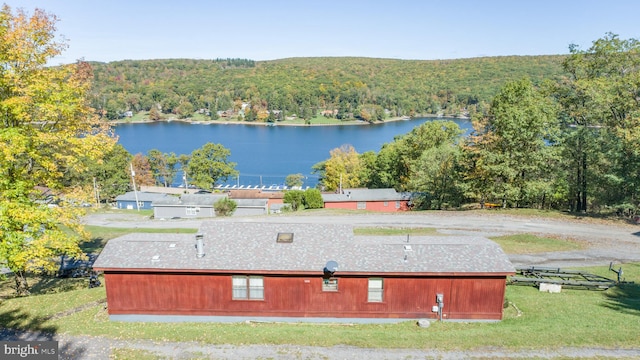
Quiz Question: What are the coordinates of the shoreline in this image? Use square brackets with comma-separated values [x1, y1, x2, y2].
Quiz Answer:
[110, 114, 469, 127]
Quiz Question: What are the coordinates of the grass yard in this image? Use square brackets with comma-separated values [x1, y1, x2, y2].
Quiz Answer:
[354, 227, 584, 255]
[0, 263, 638, 351]
[353, 226, 440, 236]
[489, 233, 586, 254]
[1, 216, 638, 353]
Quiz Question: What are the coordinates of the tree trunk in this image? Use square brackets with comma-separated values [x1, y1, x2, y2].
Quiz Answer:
[581, 151, 588, 212]
[14, 271, 30, 296]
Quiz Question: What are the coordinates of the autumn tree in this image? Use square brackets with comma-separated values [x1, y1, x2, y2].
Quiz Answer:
[131, 153, 155, 188]
[186, 143, 238, 190]
[0, 5, 115, 294]
[321, 144, 362, 191]
[147, 149, 179, 187]
[148, 106, 161, 120]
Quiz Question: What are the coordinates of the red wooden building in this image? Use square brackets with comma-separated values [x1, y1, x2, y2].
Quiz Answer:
[93, 222, 514, 323]
[322, 188, 411, 212]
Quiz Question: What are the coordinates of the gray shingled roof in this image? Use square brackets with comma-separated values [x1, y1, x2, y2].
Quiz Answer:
[152, 194, 227, 206]
[322, 188, 410, 202]
[115, 191, 169, 202]
[235, 198, 268, 207]
[93, 222, 515, 275]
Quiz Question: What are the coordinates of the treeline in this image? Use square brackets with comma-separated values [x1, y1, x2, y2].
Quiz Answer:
[312, 34, 640, 216]
[88, 55, 564, 121]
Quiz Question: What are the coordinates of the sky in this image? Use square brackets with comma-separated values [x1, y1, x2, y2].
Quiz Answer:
[5, 0, 640, 64]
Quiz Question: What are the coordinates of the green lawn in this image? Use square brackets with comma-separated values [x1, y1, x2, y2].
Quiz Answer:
[1, 215, 637, 352]
[353, 227, 440, 236]
[1, 263, 638, 351]
[489, 234, 586, 254]
[353, 228, 585, 254]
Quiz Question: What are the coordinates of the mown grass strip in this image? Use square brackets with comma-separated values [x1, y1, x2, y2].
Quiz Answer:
[353, 227, 440, 236]
[490, 234, 585, 254]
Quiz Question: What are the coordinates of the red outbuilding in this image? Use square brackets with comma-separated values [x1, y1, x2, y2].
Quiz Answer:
[322, 188, 411, 212]
[93, 221, 515, 323]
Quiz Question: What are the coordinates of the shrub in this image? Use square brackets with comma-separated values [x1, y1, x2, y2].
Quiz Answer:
[303, 188, 324, 209]
[283, 190, 305, 211]
[214, 198, 237, 216]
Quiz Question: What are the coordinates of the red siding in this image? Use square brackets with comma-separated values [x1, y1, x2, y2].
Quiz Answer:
[324, 200, 409, 212]
[103, 273, 506, 320]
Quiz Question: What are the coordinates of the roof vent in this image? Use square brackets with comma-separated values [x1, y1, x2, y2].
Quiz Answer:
[151, 255, 160, 261]
[404, 245, 412, 251]
[169, 243, 176, 249]
[276, 232, 293, 243]
[195, 234, 205, 258]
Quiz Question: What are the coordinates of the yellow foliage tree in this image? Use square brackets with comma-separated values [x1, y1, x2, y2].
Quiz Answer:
[0, 5, 116, 294]
[323, 144, 362, 191]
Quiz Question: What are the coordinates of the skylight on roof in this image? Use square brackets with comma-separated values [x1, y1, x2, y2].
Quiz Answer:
[276, 232, 293, 243]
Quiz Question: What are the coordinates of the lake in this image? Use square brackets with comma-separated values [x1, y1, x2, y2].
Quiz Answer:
[115, 117, 471, 187]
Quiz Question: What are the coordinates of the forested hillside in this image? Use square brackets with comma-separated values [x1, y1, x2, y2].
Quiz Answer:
[88, 56, 565, 121]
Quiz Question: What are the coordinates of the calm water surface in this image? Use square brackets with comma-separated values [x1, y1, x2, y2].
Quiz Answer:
[115, 118, 471, 187]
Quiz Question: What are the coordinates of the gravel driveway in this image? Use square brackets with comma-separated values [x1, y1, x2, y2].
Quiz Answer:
[7, 211, 636, 359]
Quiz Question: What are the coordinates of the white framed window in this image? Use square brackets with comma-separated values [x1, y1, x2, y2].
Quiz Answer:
[137, 201, 145, 208]
[368, 278, 383, 302]
[383, 201, 388, 207]
[395, 201, 401, 209]
[232, 276, 264, 300]
[357, 201, 366, 210]
[322, 277, 338, 292]
[186, 206, 198, 215]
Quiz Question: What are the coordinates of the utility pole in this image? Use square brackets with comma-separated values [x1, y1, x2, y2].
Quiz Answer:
[183, 170, 188, 190]
[93, 177, 100, 208]
[130, 163, 140, 211]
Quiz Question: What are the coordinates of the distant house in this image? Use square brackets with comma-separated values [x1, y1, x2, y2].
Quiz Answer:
[217, 110, 231, 118]
[115, 191, 168, 210]
[322, 188, 411, 212]
[152, 193, 227, 219]
[233, 198, 269, 216]
[93, 222, 515, 323]
[227, 189, 284, 214]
